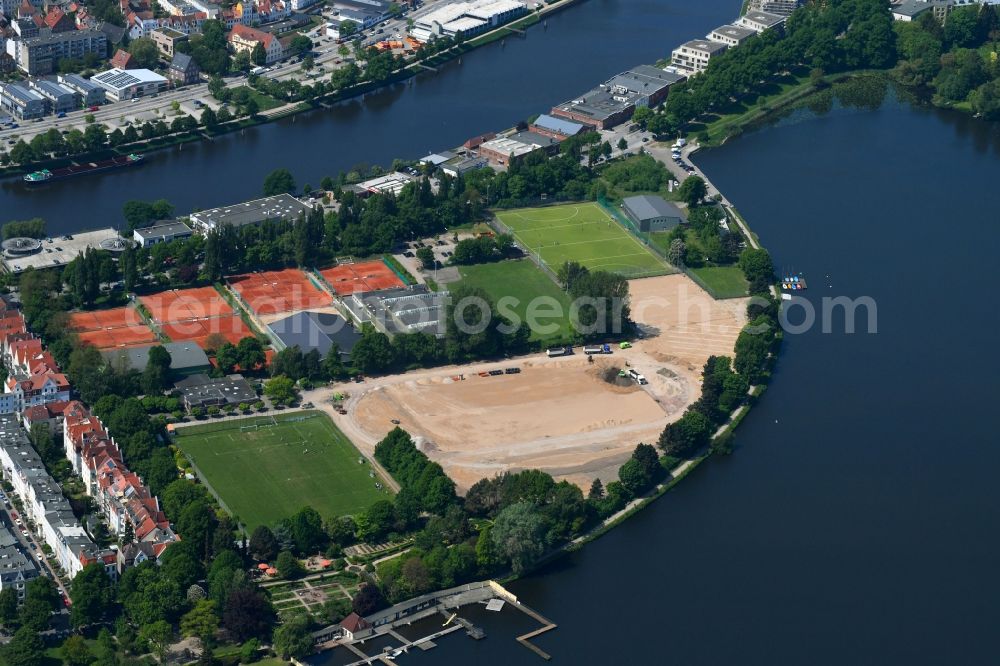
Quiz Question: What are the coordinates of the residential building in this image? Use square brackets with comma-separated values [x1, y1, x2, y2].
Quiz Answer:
[57, 73, 106, 106]
[17, 28, 108, 75]
[62, 401, 178, 560]
[268, 311, 361, 358]
[0, 415, 113, 579]
[707, 23, 757, 48]
[109, 48, 135, 71]
[21, 400, 69, 434]
[175, 373, 257, 410]
[745, 0, 803, 17]
[29, 78, 78, 113]
[890, 0, 953, 21]
[0, 81, 49, 118]
[188, 193, 313, 231]
[735, 10, 787, 34]
[622, 195, 684, 233]
[90, 67, 168, 101]
[168, 51, 200, 85]
[670, 39, 728, 76]
[103, 342, 211, 378]
[42, 7, 74, 32]
[133, 221, 194, 247]
[410, 0, 526, 42]
[528, 113, 587, 140]
[228, 23, 283, 64]
[151, 26, 189, 56]
[0, 525, 37, 601]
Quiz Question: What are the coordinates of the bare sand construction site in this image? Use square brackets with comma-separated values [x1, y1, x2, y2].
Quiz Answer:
[339, 273, 748, 491]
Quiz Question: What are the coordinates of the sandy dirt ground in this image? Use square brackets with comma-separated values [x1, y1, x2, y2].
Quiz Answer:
[324, 274, 747, 492]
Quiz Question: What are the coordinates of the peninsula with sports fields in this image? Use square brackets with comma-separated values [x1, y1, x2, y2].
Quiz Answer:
[0, 0, 859, 661]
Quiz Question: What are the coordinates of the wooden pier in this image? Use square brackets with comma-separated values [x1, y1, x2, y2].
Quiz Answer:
[512, 601, 557, 660]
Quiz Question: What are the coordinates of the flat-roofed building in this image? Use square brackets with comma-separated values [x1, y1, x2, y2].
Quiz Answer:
[57, 73, 106, 106]
[551, 66, 684, 129]
[528, 113, 588, 140]
[133, 221, 193, 247]
[410, 0, 526, 42]
[0, 81, 49, 119]
[90, 68, 168, 101]
[670, 39, 728, 76]
[736, 9, 786, 33]
[349, 171, 416, 198]
[29, 78, 78, 113]
[622, 195, 684, 232]
[17, 29, 108, 76]
[708, 23, 757, 48]
[151, 26, 189, 57]
[268, 311, 361, 358]
[189, 193, 313, 231]
[479, 130, 559, 166]
[175, 373, 257, 411]
[103, 342, 211, 378]
[745, 0, 802, 17]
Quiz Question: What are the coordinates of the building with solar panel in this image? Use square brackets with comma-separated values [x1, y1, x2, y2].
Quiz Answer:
[90, 68, 168, 102]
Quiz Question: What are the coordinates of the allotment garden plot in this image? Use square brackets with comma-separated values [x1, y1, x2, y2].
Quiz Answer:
[496, 202, 671, 278]
[173, 411, 388, 529]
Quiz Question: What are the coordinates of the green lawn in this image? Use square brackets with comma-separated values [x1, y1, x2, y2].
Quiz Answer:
[689, 266, 749, 299]
[694, 70, 814, 145]
[455, 260, 575, 345]
[496, 202, 669, 279]
[174, 411, 389, 528]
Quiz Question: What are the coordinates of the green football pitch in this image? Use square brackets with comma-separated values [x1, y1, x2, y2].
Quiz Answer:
[173, 411, 389, 529]
[495, 202, 671, 278]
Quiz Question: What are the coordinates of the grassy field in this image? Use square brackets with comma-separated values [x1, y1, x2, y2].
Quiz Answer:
[456, 260, 575, 345]
[496, 202, 669, 279]
[174, 411, 388, 528]
[689, 266, 749, 299]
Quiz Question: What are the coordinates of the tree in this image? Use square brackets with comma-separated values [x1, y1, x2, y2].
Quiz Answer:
[61, 635, 94, 666]
[138, 620, 173, 664]
[201, 106, 219, 130]
[251, 42, 267, 66]
[263, 375, 297, 405]
[70, 562, 114, 627]
[275, 550, 304, 579]
[290, 506, 325, 554]
[181, 599, 219, 648]
[236, 336, 266, 371]
[129, 38, 160, 69]
[631, 105, 653, 129]
[416, 246, 435, 270]
[351, 583, 386, 616]
[215, 343, 239, 374]
[263, 168, 296, 196]
[490, 502, 550, 574]
[357, 499, 397, 542]
[289, 35, 312, 56]
[272, 616, 313, 660]
[0, 587, 17, 627]
[142, 344, 172, 394]
[222, 588, 275, 641]
[658, 410, 711, 457]
[350, 325, 396, 374]
[3, 627, 45, 666]
[677, 175, 707, 207]
[249, 524, 279, 561]
[617, 137, 628, 151]
[588, 478, 604, 500]
[667, 238, 686, 268]
[738, 247, 774, 285]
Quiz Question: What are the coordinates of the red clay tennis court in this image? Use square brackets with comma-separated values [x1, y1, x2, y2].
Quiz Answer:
[229, 269, 330, 316]
[160, 315, 251, 349]
[319, 260, 405, 295]
[69, 307, 157, 349]
[140, 287, 233, 323]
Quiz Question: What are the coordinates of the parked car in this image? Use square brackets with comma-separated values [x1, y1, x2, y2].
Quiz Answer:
[87, 105, 100, 111]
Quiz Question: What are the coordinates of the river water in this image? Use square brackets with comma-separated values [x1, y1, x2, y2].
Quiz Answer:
[0, 0, 735, 230]
[7, 0, 1000, 662]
